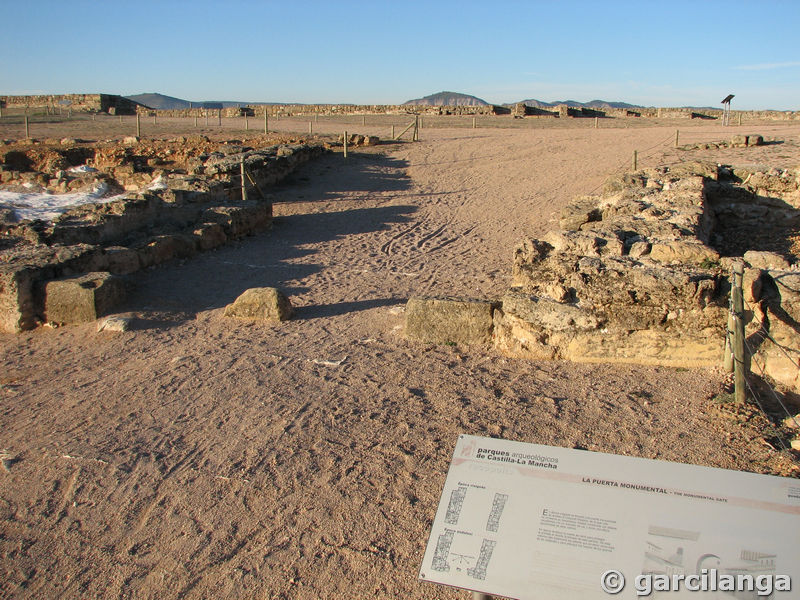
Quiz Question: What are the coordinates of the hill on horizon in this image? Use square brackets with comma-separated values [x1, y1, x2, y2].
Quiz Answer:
[514, 98, 643, 110]
[403, 91, 489, 106]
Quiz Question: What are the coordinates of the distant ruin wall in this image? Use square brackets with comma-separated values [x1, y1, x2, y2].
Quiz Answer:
[0, 94, 141, 115]
[137, 104, 511, 118]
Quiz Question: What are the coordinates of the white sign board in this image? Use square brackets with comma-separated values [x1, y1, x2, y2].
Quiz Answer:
[420, 435, 799, 599]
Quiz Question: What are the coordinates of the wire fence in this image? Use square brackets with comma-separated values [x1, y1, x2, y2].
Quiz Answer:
[724, 276, 800, 452]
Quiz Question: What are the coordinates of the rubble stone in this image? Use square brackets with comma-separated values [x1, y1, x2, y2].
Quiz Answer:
[223, 288, 293, 322]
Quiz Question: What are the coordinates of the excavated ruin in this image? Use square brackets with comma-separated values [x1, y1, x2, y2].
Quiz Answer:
[407, 138, 800, 393]
[0, 135, 331, 332]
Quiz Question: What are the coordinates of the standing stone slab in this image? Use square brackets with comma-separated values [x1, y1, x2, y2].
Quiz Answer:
[45, 272, 126, 325]
[405, 297, 498, 345]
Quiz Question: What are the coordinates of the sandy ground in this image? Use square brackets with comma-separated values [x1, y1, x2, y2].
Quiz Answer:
[1, 119, 799, 599]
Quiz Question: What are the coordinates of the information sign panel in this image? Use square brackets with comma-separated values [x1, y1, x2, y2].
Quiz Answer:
[419, 435, 799, 599]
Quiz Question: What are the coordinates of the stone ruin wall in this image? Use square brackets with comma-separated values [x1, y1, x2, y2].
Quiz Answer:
[498, 158, 800, 391]
[406, 145, 800, 393]
[0, 94, 141, 115]
[0, 139, 328, 333]
[139, 103, 511, 118]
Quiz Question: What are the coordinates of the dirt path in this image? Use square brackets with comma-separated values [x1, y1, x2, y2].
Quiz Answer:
[1, 124, 797, 599]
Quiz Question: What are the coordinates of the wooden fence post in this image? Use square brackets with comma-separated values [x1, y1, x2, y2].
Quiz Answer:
[391, 124, 395, 139]
[264, 112, 269, 134]
[675, 130, 679, 147]
[594, 117, 598, 129]
[309, 121, 313, 134]
[245, 114, 249, 130]
[343, 131, 348, 158]
[723, 283, 735, 373]
[732, 262, 747, 404]
[240, 157, 248, 201]
[738, 113, 742, 126]
[194, 116, 198, 127]
[632, 150, 638, 171]
[362, 115, 366, 126]
[218, 110, 221, 126]
[136, 113, 141, 137]
[472, 116, 476, 129]
[24, 115, 29, 138]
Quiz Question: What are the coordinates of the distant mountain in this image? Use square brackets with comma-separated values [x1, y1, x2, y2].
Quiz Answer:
[125, 93, 281, 110]
[514, 98, 643, 109]
[403, 91, 489, 106]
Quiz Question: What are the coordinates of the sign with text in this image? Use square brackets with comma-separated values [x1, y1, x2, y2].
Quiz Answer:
[419, 435, 799, 599]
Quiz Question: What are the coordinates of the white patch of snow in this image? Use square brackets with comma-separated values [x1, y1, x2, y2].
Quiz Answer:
[0, 182, 127, 222]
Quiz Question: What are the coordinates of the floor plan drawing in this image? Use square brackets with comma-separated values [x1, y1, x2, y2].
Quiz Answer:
[445, 486, 467, 525]
[486, 493, 508, 532]
[431, 529, 455, 572]
[467, 539, 497, 580]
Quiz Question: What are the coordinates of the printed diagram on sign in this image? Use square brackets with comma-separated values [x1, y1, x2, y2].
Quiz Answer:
[430, 484, 509, 580]
[642, 524, 779, 599]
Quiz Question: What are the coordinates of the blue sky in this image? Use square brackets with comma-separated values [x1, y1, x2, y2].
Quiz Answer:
[1, 0, 798, 110]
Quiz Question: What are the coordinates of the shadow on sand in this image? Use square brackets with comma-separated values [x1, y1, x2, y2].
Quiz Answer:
[120, 151, 416, 322]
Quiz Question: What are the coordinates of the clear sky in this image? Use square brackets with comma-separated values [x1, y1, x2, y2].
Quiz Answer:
[1, 0, 798, 110]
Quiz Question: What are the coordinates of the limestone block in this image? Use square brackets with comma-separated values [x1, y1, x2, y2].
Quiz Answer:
[667, 161, 719, 180]
[559, 197, 601, 231]
[45, 272, 126, 325]
[492, 308, 558, 360]
[104, 246, 141, 274]
[97, 316, 132, 332]
[0, 265, 37, 332]
[224, 287, 293, 322]
[628, 241, 651, 258]
[501, 291, 598, 332]
[730, 134, 748, 148]
[744, 251, 792, 270]
[193, 223, 227, 250]
[772, 272, 800, 311]
[405, 296, 497, 345]
[742, 268, 763, 304]
[746, 135, 764, 147]
[649, 241, 719, 265]
[563, 328, 722, 367]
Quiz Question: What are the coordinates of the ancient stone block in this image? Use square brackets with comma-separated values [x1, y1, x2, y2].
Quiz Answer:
[628, 241, 651, 258]
[649, 241, 719, 265]
[405, 297, 497, 345]
[562, 328, 723, 368]
[667, 161, 718, 180]
[45, 272, 126, 325]
[746, 135, 763, 147]
[223, 287, 293, 322]
[104, 246, 141, 274]
[0, 265, 38, 332]
[193, 223, 227, 250]
[501, 291, 599, 332]
[559, 197, 601, 231]
[743, 250, 792, 270]
[730, 135, 748, 148]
